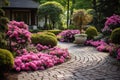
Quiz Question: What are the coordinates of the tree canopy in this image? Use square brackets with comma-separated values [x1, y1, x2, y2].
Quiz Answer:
[38, 1, 64, 29]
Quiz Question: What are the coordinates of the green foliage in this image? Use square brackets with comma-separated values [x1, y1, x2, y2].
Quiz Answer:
[31, 33, 58, 47]
[85, 26, 98, 39]
[38, 1, 64, 29]
[0, 17, 9, 25]
[0, 49, 14, 73]
[72, 9, 93, 32]
[29, 29, 42, 33]
[0, 17, 9, 31]
[96, 0, 120, 17]
[110, 28, 120, 44]
[93, 33, 104, 41]
[0, 9, 9, 49]
[46, 30, 62, 35]
[68, 25, 77, 29]
[92, 0, 120, 30]
[42, 32, 56, 38]
[0, 9, 5, 17]
[74, 0, 92, 9]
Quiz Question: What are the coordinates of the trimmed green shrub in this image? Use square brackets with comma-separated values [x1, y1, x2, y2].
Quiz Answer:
[31, 34, 58, 47]
[0, 49, 14, 73]
[42, 32, 56, 38]
[93, 33, 104, 41]
[29, 29, 41, 33]
[110, 28, 120, 44]
[47, 30, 62, 35]
[85, 26, 98, 39]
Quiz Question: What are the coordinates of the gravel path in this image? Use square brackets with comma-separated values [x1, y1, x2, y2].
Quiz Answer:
[8, 42, 120, 80]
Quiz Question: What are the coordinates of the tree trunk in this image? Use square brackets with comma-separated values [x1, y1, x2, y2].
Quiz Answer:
[70, 0, 75, 24]
[44, 15, 47, 30]
[67, 0, 70, 28]
[52, 21, 55, 29]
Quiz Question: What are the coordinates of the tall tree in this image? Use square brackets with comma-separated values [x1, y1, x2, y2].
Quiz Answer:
[38, 1, 64, 29]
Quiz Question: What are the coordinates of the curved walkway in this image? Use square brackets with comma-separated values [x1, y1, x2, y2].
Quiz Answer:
[8, 42, 120, 80]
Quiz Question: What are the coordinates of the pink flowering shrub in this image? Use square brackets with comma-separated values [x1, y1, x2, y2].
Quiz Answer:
[85, 39, 120, 60]
[7, 21, 31, 50]
[102, 14, 120, 32]
[117, 48, 120, 60]
[14, 47, 70, 71]
[6, 21, 71, 72]
[36, 44, 49, 51]
[85, 40, 113, 52]
[85, 40, 107, 47]
[58, 30, 80, 42]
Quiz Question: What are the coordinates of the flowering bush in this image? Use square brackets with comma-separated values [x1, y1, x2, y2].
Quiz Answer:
[85, 40, 107, 47]
[102, 14, 120, 32]
[7, 21, 31, 50]
[14, 47, 70, 71]
[117, 48, 120, 60]
[85, 39, 120, 60]
[85, 40, 112, 52]
[58, 30, 80, 42]
[36, 44, 49, 51]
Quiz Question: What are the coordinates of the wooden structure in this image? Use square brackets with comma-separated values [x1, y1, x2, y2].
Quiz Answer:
[2, 0, 39, 26]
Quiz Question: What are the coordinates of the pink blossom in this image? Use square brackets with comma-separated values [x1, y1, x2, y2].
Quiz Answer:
[58, 30, 80, 42]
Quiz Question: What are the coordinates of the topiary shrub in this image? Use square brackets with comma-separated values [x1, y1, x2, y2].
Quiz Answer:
[41, 32, 56, 38]
[47, 30, 62, 35]
[31, 33, 57, 47]
[85, 26, 98, 39]
[0, 49, 14, 78]
[110, 28, 120, 44]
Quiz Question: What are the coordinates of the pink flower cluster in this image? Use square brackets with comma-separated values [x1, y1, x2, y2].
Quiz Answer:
[14, 47, 70, 71]
[86, 40, 120, 60]
[103, 14, 120, 31]
[7, 21, 31, 49]
[49, 47, 70, 59]
[58, 30, 80, 42]
[85, 40, 112, 52]
[36, 44, 49, 51]
[117, 48, 120, 60]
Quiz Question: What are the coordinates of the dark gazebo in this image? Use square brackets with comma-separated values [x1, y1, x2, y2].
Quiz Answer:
[2, 0, 39, 26]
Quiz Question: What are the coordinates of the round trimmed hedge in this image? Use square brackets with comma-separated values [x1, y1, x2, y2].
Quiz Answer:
[47, 30, 62, 35]
[31, 33, 57, 47]
[85, 26, 98, 39]
[0, 49, 14, 72]
[110, 28, 120, 44]
[42, 32, 56, 38]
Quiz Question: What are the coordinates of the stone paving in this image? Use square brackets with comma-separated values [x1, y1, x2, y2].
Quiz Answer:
[7, 42, 120, 80]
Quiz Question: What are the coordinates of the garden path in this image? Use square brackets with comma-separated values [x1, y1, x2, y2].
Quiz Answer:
[8, 42, 120, 80]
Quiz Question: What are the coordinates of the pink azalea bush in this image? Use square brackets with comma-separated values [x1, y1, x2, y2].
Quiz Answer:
[102, 14, 120, 32]
[7, 21, 31, 50]
[85, 39, 120, 60]
[117, 48, 120, 60]
[36, 44, 49, 51]
[85, 40, 113, 52]
[58, 30, 80, 42]
[6, 20, 71, 72]
[14, 47, 70, 71]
